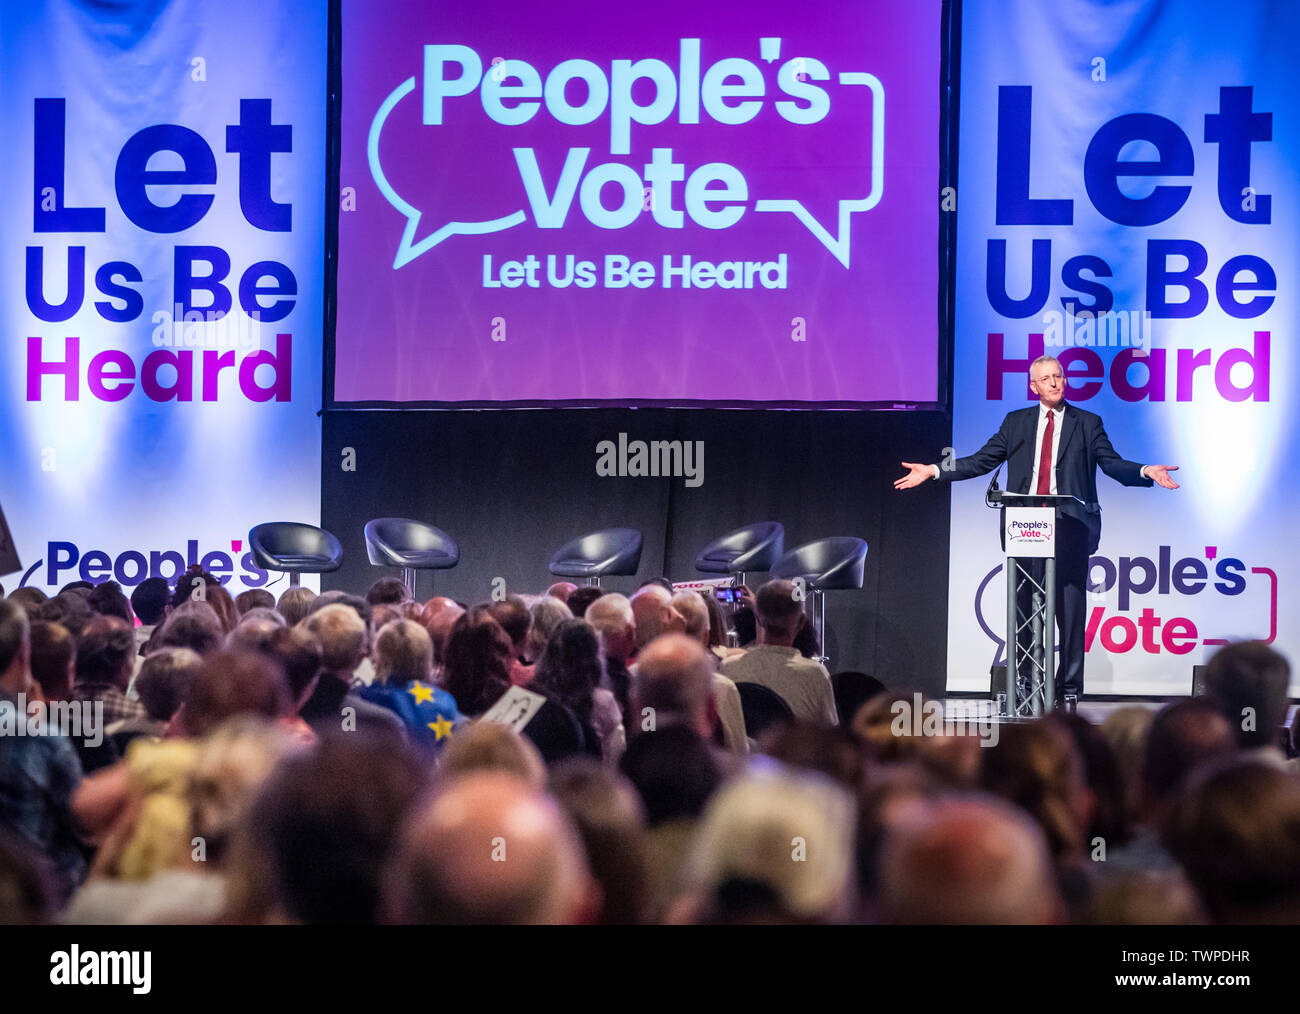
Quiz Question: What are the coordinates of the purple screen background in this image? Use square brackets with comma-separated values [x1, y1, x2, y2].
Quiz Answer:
[336, 0, 939, 404]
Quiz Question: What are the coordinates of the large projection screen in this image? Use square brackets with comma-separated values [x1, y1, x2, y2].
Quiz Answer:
[333, 0, 942, 406]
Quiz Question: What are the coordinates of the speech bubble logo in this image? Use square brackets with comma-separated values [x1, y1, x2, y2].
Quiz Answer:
[753, 71, 884, 268]
[368, 76, 526, 270]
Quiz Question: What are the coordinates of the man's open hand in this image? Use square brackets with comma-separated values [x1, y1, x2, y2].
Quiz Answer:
[894, 462, 935, 490]
[1147, 464, 1180, 490]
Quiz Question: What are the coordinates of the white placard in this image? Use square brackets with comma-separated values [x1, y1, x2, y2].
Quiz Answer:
[1004, 507, 1056, 558]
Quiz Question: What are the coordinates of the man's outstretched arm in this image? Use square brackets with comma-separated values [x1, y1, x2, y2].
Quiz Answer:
[1093, 422, 1181, 490]
[895, 425, 1011, 490]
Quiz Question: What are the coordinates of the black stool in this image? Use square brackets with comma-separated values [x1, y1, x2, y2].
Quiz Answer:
[548, 528, 643, 586]
[364, 517, 459, 599]
[771, 537, 868, 665]
[248, 522, 343, 588]
[694, 521, 785, 588]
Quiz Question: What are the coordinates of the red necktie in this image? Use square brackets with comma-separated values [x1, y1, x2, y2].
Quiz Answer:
[1036, 410, 1055, 495]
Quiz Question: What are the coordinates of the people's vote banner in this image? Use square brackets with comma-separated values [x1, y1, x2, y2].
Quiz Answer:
[0, 1, 325, 593]
[948, 0, 1299, 695]
[335, 0, 940, 405]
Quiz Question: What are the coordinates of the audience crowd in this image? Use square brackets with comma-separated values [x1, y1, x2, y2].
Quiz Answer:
[0, 567, 1297, 924]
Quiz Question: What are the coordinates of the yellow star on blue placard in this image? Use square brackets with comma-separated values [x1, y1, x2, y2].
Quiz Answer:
[428, 715, 454, 740]
[408, 681, 434, 705]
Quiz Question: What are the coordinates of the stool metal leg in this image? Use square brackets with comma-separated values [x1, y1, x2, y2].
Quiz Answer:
[289, 571, 301, 588]
[402, 567, 416, 600]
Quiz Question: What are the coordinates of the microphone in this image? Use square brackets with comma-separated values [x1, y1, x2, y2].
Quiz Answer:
[986, 466, 1003, 506]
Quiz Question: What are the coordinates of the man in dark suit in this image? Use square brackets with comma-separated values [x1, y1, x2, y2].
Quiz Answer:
[895, 355, 1180, 703]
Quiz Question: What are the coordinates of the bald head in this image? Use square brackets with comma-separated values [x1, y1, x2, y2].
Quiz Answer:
[547, 582, 578, 603]
[633, 633, 716, 738]
[630, 585, 685, 651]
[390, 772, 595, 924]
[879, 797, 1061, 925]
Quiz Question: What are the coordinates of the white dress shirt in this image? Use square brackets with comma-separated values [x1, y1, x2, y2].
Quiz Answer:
[930, 402, 1154, 485]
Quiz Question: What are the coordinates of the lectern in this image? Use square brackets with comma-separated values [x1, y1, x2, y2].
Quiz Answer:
[987, 489, 1085, 718]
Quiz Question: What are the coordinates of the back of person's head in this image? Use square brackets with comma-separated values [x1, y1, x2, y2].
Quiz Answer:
[527, 595, 572, 662]
[584, 593, 634, 657]
[564, 586, 605, 621]
[234, 589, 276, 616]
[86, 581, 132, 624]
[670, 590, 710, 644]
[366, 577, 411, 607]
[155, 600, 224, 656]
[0, 599, 30, 681]
[237, 606, 286, 629]
[129, 578, 170, 626]
[1100, 706, 1155, 833]
[980, 719, 1088, 863]
[374, 619, 433, 686]
[546, 581, 577, 603]
[275, 586, 317, 627]
[171, 568, 238, 634]
[533, 619, 605, 723]
[263, 626, 323, 707]
[879, 795, 1062, 925]
[60, 581, 92, 597]
[27, 621, 74, 701]
[74, 615, 135, 689]
[755, 579, 804, 639]
[487, 596, 530, 654]
[441, 608, 514, 717]
[1143, 699, 1237, 811]
[631, 633, 715, 736]
[229, 732, 424, 924]
[304, 603, 368, 677]
[419, 597, 465, 669]
[549, 758, 650, 924]
[309, 590, 372, 628]
[1204, 641, 1291, 750]
[619, 725, 722, 826]
[629, 584, 682, 651]
[1163, 759, 1300, 923]
[188, 718, 295, 869]
[388, 771, 595, 924]
[6, 587, 48, 617]
[684, 764, 856, 924]
[182, 649, 290, 738]
[226, 616, 284, 655]
[1045, 712, 1129, 846]
[437, 721, 546, 790]
[135, 647, 203, 723]
[761, 722, 864, 788]
[36, 592, 91, 638]
[699, 590, 728, 648]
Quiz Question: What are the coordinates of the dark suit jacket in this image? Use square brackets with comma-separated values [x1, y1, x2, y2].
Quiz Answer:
[936, 402, 1152, 554]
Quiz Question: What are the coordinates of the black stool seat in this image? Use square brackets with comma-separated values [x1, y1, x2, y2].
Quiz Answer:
[736, 681, 795, 739]
[364, 517, 459, 570]
[249, 522, 343, 575]
[694, 521, 784, 575]
[771, 537, 868, 590]
[549, 528, 643, 579]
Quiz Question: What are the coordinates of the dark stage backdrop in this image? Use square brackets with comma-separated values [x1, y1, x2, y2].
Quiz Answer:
[321, 408, 953, 700]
